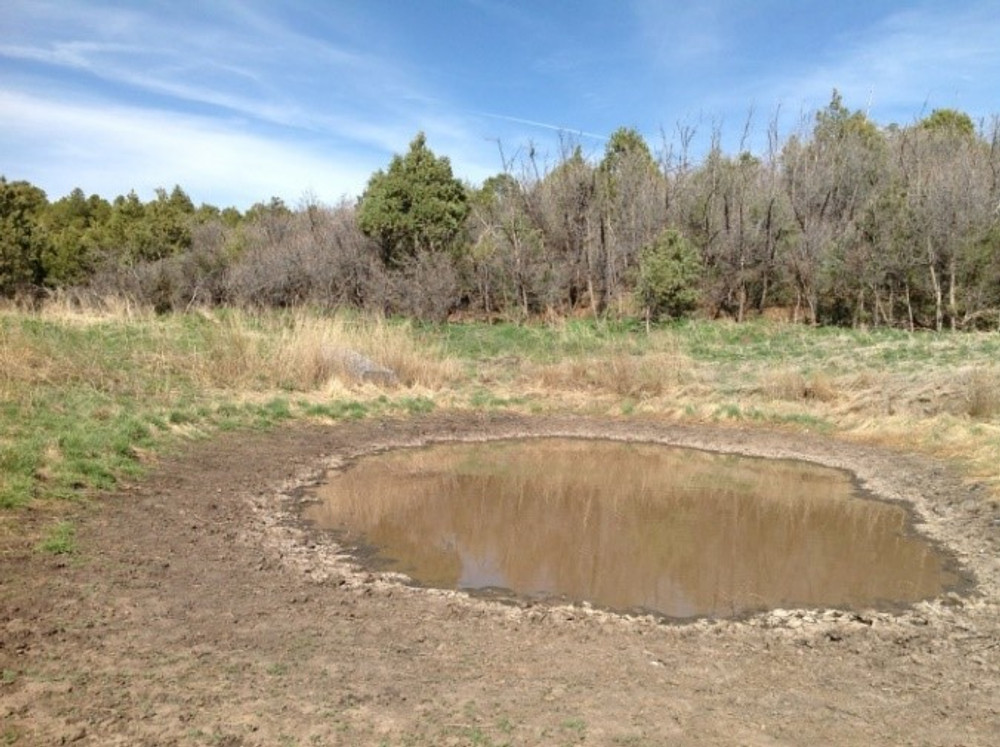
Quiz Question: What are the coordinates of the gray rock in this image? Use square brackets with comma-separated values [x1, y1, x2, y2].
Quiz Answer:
[321, 347, 398, 386]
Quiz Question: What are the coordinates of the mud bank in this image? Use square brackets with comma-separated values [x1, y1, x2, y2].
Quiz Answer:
[3, 414, 999, 745]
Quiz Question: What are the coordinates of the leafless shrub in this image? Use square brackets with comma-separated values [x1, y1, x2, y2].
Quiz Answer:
[385, 250, 461, 322]
[224, 202, 386, 310]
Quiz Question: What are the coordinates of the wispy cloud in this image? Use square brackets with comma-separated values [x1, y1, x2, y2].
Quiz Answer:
[0, 0, 511, 203]
[4, 0, 997, 208]
[754, 1, 1000, 125]
[629, 0, 1000, 154]
[1, 4, 372, 130]
[0, 89, 374, 207]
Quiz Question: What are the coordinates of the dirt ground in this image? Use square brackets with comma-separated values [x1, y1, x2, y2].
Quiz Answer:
[2, 413, 999, 746]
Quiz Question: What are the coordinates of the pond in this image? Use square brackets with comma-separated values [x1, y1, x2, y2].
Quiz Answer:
[302, 438, 961, 618]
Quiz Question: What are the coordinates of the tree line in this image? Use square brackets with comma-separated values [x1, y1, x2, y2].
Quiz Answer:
[3, 93, 999, 329]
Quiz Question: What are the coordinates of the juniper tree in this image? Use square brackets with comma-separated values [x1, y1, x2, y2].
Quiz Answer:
[357, 132, 469, 267]
[636, 228, 702, 326]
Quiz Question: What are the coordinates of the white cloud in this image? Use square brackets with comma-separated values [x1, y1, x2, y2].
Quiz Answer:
[2, 0, 531, 190]
[0, 89, 375, 208]
[0, 1, 520, 204]
[760, 2, 1000, 125]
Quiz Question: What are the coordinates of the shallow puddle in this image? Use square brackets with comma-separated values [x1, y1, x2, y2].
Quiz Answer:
[303, 438, 961, 618]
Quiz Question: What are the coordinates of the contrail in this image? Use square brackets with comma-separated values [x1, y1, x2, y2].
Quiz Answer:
[474, 110, 608, 141]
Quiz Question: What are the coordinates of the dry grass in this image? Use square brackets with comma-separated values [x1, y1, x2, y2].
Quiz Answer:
[1, 303, 464, 509]
[529, 349, 691, 399]
[33, 289, 154, 325]
[963, 366, 1000, 420]
[3, 296, 458, 397]
[4, 301, 1000, 506]
[761, 369, 839, 403]
[150, 310, 459, 393]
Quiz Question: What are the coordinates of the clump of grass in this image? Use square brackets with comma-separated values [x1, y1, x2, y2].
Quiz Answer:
[36, 521, 77, 555]
[393, 396, 436, 415]
[964, 366, 1000, 420]
[762, 369, 838, 403]
[38, 288, 153, 324]
[189, 310, 459, 391]
[530, 348, 689, 399]
[762, 369, 807, 401]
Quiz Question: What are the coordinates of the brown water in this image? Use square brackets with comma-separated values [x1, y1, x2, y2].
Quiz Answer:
[303, 439, 960, 618]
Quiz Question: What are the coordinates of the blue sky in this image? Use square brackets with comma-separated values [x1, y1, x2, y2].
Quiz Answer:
[2, 1, 998, 210]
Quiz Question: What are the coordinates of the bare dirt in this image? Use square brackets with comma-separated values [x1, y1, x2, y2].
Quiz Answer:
[2, 413, 999, 746]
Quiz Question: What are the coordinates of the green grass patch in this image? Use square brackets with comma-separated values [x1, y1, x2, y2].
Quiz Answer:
[670, 319, 1000, 374]
[300, 400, 371, 420]
[36, 521, 77, 555]
[393, 396, 435, 415]
[424, 318, 648, 363]
[772, 413, 835, 431]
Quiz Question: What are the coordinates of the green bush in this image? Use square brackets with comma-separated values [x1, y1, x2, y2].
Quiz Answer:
[636, 229, 702, 321]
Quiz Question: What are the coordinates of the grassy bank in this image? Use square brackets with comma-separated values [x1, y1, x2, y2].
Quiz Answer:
[3, 303, 999, 525]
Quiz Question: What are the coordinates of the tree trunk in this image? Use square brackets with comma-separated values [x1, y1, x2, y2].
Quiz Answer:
[929, 262, 943, 332]
[905, 280, 915, 332]
[948, 255, 958, 331]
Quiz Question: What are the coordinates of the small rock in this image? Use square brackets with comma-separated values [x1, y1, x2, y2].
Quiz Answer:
[60, 727, 87, 743]
[321, 347, 398, 386]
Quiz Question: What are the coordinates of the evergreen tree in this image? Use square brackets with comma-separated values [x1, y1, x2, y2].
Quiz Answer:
[919, 108, 977, 138]
[41, 187, 111, 285]
[636, 229, 702, 323]
[357, 132, 469, 266]
[0, 177, 50, 296]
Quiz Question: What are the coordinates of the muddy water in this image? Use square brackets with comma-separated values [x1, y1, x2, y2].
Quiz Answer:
[304, 438, 959, 618]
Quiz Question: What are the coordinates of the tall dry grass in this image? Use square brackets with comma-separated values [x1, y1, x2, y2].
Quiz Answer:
[189, 310, 459, 392]
[2, 302, 458, 403]
[964, 366, 1000, 420]
[760, 369, 839, 403]
[33, 289, 154, 325]
[529, 349, 692, 399]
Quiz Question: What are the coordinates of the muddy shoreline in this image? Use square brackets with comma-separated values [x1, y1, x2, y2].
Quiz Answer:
[288, 424, 978, 622]
[3, 413, 999, 745]
[275, 416, 997, 626]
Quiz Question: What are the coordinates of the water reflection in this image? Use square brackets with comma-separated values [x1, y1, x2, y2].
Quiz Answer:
[303, 439, 958, 618]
